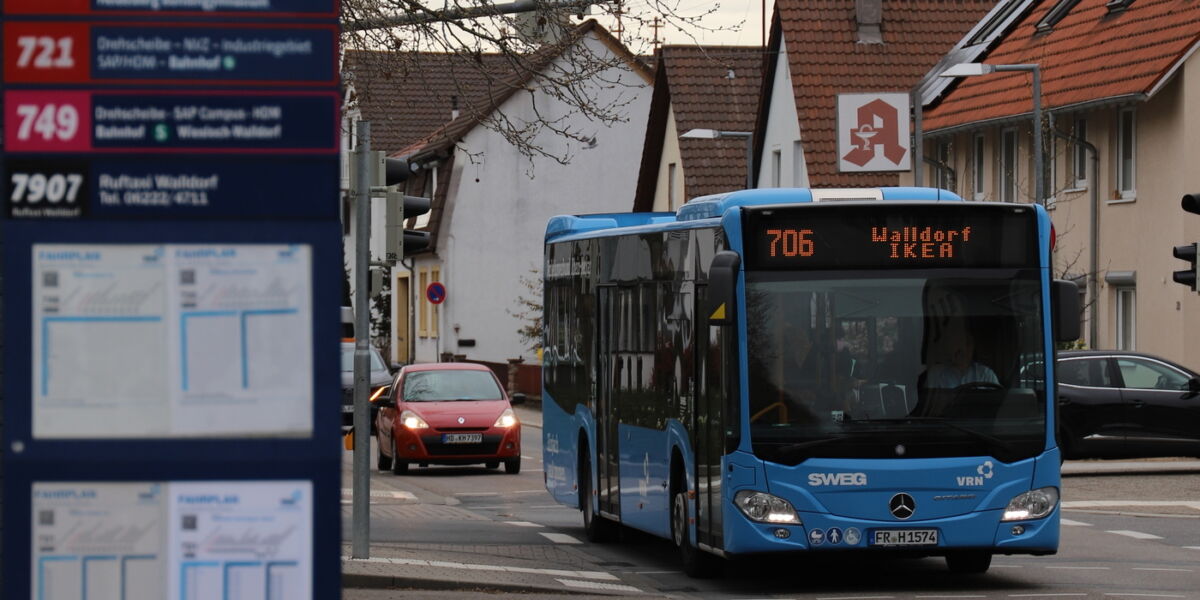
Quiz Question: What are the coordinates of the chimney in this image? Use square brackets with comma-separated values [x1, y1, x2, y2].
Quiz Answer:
[856, 0, 883, 44]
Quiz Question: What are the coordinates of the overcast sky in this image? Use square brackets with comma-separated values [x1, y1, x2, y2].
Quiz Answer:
[593, 0, 769, 48]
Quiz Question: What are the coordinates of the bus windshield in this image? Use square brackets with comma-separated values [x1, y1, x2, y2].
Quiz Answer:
[745, 270, 1047, 464]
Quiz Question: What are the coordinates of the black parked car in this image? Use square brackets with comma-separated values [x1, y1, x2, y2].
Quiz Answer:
[1056, 350, 1200, 459]
[341, 341, 394, 431]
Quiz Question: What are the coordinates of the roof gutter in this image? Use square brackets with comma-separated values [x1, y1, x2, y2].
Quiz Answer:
[924, 93, 1146, 137]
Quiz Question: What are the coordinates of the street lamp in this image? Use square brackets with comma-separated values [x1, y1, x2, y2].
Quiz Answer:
[680, 128, 754, 190]
[939, 62, 1044, 205]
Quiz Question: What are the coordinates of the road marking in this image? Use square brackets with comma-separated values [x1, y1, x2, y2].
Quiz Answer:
[915, 596, 987, 599]
[1103, 595, 1189, 598]
[338, 489, 416, 504]
[454, 492, 499, 497]
[1106, 530, 1163, 540]
[504, 521, 543, 528]
[1185, 546, 1200, 550]
[1063, 501, 1200, 510]
[556, 578, 642, 593]
[1045, 566, 1110, 570]
[1008, 594, 1088, 597]
[1132, 568, 1192, 572]
[1060, 518, 1091, 526]
[540, 532, 582, 544]
[343, 556, 616, 580]
[815, 596, 894, 600]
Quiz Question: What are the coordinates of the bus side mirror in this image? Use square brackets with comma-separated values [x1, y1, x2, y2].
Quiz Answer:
[707, 251, 741, 326]
[1052, 279, 1081, 343]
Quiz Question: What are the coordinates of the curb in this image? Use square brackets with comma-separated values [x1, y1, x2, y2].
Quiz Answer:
[342, 572, 582, 595]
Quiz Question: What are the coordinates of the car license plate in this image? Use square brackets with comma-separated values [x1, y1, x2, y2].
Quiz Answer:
[442, 433, 482, 444]
[871, 529, 938, 547]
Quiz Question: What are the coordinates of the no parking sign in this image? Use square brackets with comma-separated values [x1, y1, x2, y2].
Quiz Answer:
[426, 281, 447, 304]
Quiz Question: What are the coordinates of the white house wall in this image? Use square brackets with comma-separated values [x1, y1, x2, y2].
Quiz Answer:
[758, 42, 806, 188]
[413, 33, 652, 364]
[651, 104, 684, 211]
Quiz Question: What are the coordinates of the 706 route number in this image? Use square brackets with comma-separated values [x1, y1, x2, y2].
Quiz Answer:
[9, 172, 83, 204]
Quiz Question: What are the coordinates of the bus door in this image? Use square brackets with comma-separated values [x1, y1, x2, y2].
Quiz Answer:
[694, 284, 725, 550]
[595, 285, 620, 518]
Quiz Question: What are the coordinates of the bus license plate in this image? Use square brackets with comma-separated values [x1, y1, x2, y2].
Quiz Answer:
[443, 433, 482, 444]
[871, 529, 938, 547]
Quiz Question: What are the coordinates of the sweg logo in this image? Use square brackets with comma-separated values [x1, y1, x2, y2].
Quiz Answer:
[808, 472, 868, 486]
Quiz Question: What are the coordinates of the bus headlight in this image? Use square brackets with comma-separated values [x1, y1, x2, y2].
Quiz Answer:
[1001, 487, 1059, 521]
[400, 410, 429, 430]
[734, 490, 802, 525]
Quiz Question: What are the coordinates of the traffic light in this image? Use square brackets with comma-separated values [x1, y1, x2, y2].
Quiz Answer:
[1172, 193, 1200, 290]
[383, 194, 430, 261]
[359, 151, 432, 262]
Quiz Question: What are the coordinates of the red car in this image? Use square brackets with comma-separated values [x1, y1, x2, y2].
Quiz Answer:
[373, 362, 524, 474]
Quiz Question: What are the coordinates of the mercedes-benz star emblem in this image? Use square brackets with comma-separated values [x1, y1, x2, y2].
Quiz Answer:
[889, 493, 916, 519]
[457, 417, 465, 424]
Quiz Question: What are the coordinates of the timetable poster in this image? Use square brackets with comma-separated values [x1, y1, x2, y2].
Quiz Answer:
[32, 481, 313, 600]
[32, 244, 313, 438]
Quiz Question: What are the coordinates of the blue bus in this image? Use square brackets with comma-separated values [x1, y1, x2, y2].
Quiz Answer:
[540, 188, 1079, 576]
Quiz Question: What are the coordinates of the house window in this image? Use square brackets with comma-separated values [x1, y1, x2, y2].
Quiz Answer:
[973, 133, 985, 200]
[668, 162, 677, 209]
[1116, 286, 1136, 350]
[1036, 0, 1083, 32]
[1072, 118, 1088, 188]
[1117, 108, 1136, 199]
[417, 268, 428, 338]
[771, 149, 782, 187]
[934, 140, 952, 190]
[1000, 128, 1018, 203]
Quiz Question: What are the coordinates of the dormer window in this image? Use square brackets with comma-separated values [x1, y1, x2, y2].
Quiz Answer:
[1105, 0, 1136, 13]
[1035, 0, 1081, 33]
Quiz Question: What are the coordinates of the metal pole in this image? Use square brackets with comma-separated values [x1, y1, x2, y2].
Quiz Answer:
[352, 121, 372, 559]
[745, 134, 754, 189]
[913, 86, 923, 187]
[1031, 66, 1044, 205]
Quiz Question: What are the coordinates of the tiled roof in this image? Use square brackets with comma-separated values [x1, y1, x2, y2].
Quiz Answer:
[634, 46, 765, 210]
[342, 50, 515, 153]
[405, 20, 652, 163]
[924, 0, 1200, 132]
[673, 47, 766, 199]
[768, 0, 998, 186]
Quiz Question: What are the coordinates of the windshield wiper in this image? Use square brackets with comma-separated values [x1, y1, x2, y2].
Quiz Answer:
[764, 435, 857, 461]
[848, 417, 1015, 456]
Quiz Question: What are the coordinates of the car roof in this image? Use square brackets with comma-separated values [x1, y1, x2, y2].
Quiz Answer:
[1058, 350, 1197, 373]
[400, 362, 494, 374]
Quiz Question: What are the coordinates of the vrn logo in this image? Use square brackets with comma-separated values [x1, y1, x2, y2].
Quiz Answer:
[956, 461, 995, 487]
[808, 472, 868, 487]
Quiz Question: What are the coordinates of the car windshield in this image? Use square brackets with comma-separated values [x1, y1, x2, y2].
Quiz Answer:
[745, 271, 1048, 464]
[403, 370, 504, 402]
[340, 346, 388, 372]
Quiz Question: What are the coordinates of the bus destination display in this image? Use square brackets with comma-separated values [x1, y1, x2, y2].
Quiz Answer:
[745, 204, 1039, 270]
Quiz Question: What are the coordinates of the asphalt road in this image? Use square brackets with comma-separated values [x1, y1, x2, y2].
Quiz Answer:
[343, 408, 1200, 599]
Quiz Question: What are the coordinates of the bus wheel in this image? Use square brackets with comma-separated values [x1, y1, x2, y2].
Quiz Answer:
[945, 551, 991, 574]
[672, 489, 720, 578]
[580, 450, 617, 542]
